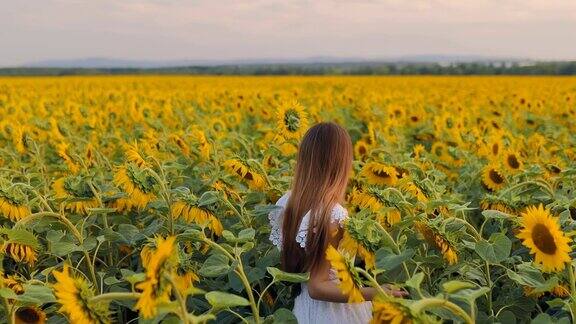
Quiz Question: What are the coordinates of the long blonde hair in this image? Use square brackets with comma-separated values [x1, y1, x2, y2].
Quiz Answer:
[281, 122, 353, 273]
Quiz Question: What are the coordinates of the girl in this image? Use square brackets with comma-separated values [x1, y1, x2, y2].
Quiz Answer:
[268, 122, 406, 324]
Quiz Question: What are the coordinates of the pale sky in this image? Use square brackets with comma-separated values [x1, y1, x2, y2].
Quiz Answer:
[1, 0, 575, 66]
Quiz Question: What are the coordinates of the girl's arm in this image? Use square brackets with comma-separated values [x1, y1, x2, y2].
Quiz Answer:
[306, 225, 406, 303]
[307, 253, 379, 302]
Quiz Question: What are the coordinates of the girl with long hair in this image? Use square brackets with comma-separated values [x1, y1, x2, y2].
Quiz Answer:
[268, 122, 406, 324]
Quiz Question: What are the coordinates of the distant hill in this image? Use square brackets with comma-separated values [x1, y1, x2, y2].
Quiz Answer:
[2, 59, 575, 76]
[22, 55, 527, 69]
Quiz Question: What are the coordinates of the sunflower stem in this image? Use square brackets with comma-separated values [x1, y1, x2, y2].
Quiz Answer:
[234, 254, 261, 323]
[146, 163, 174, 235]
[226, 309, 250, 324]
[166, 275, 190, 324]
[484, 261, 494, 317]
[201, 236, 235, 261]
[568, 263, 576, 321]
[374, 222, 411, 280]
[451, 217, 482, 241]
[569, 263, 576, 294]
[198, 234, 256, 319]
[222, 196, 249, 228]
[256, 280, 276, 312]
[0, 281, 14, 324]
[251, 159, 273, 188]
[356, 268, 387, 297]
[88, 181, 114, 268]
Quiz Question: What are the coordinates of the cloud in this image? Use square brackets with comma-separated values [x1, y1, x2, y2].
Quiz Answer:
[0, 0, 574, 66]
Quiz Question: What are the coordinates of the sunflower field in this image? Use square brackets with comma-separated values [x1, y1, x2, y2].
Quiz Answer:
[0, 76, 575, 324]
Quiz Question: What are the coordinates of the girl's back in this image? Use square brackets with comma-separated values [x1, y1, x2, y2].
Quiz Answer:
[269, 191, 372, 324]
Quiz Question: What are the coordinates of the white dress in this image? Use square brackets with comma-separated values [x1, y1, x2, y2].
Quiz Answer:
[268, 192, 372, 324]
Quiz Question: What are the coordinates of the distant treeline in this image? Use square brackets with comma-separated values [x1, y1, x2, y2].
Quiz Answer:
[1, 61, 576, 76]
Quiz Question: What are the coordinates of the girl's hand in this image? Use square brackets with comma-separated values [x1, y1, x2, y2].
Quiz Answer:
[381, 284, 409, 298]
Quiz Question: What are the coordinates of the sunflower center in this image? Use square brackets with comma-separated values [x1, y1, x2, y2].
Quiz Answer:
[15, 307, 42, 322]
[507, 155, 520, 169]
[213, 122, 223, 132]
[434, 146, 444, 157]
[489, 169, 504, 184]
[531, 223, 557, 255]
[492, 143, 499, 155]
[284, 109, 301, 132]
[373, 169, 391, 179]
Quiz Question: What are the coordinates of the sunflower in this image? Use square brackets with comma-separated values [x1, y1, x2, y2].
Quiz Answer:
[3, 242, 37, 265]
[56, 142, 80, 174]
[544, 160, 564, 178]
[412, 144, 426, 159]
[123, 142, 149, 168]
[223, 159, 266, 190]
[172, 271, 200, 296]
[0, 192, 30, 222]
[54, 177, 99, 215]
[516, 204, 571, 273]
[398, 179, 428, 203]
[261, 291, 275, 307]
[523, 285, 544, 298]
[371, 296, 413, 324]
[169, 133, 190, 157]
[15, 306, 46, 324]
[11, 125, 27, 154]
[277, 142, 298, 156]
[348, 187, 401, 226]
[360, 162, 399, 186]
[276, 100, 309, 140]
[480, 198, 514, 214]
[480, 136, 502, 159]
[171, 200, 223, 236]
[52, 265, 110, 323]
[366, 122, 377, 146]
[225, 111, 242, 127]
[112, 164, 157, 212]
[348, 187, 381, 210]
[502, 150, 523, 173]
[192, 129, 211, 160]
[551, 284, 570, 297]
[482, 164, 506, 191]
[262, 154, 277, 169]
[430, 141, 449, 162]
[325, 245, 365, 303]
[208, 118, 227, 138]
[407, 108, 425, 125]
[136, 236, 179, 319]
[3, 274, 24, 295]
[85, 144, 96, 167]
[415, 222, 458, 265]
[354, 140, 370, 160]
[211, 180, 241, 202]
[140, 129, 161, 157]
[340, 230, 376, 270]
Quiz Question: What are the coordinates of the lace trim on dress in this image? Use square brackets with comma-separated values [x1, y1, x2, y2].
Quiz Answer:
[268, 192, 348, 250]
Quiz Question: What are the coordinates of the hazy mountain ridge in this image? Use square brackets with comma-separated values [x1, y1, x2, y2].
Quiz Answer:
[23, 55, 529, 69]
